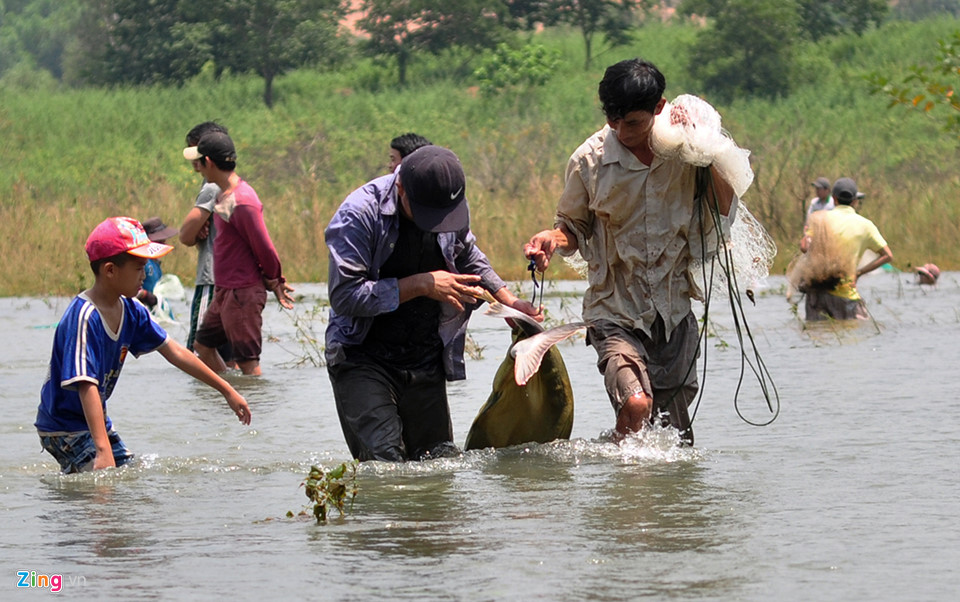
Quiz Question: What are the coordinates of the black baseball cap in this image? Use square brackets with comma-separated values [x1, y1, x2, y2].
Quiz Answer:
[832, 177, 858, 202]
[183, 131, 237, 163]
[399, 146, 469, 233]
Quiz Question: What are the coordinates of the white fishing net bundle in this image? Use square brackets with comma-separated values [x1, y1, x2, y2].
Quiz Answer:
[650, 94, 754, 198]
[564, 94, 775, 295]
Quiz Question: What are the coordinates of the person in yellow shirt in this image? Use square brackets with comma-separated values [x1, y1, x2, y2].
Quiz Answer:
[799, 177, 893, 320]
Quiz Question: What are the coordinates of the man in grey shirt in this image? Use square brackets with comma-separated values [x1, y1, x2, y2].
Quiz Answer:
[179, 122, 232, 364]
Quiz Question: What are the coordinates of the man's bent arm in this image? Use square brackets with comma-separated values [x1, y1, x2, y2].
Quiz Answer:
[180, 207, 211, 246]
[856, 246, 894, 280]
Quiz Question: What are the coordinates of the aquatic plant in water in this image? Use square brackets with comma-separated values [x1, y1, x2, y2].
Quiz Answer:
[279, 300, 329, 367]
[299, 462, 359, 524]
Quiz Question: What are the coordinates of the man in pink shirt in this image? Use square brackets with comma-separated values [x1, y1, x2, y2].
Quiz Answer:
[183, 132, 295, 375]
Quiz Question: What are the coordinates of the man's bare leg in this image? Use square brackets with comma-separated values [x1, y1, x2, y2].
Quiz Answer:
[194, 342, 227, 373]
[237, 359, 261, 376]
[615, 390, 653, 438]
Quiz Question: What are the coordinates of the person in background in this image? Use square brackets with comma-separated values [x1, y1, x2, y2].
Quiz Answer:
[179, 121, 234, 365]
[807, 176, 834, 218]
[523, 58, 738, 446]
[135, 217, 178, 310]
[183, 131, 295, 376]
[799, 177, 893, 320]
[388, 133, 433, 172]
[800, 176, 834, 237]
[325, 145, 540, 462]
[916, 263, 940, 285]
[35, 217, 250, 473]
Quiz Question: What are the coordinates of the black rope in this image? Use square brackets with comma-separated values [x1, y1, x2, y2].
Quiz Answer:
[687, 167, 780, 429]
[528, 258, 544, 309]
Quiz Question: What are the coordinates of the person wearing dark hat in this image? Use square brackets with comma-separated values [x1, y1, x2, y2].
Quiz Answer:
[178, 121, 233, 363]
[799, 177, 893, 320]
[183, 131, 295, 376]
[807, 177, 834, 215]
[135, 217, 179, 309]
[324, 145, 541, 462]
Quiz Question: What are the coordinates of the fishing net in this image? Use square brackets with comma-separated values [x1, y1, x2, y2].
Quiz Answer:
[690, 200, 777, 298]
[784, 210, 855, 301]
[651, 94, 754, 198]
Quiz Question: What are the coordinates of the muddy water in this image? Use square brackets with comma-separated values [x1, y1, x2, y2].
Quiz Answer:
[1, 272, 957, 600]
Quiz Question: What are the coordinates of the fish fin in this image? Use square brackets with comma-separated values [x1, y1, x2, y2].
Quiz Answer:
[512, 323, 586, 385]
[483, 302, 544, 333]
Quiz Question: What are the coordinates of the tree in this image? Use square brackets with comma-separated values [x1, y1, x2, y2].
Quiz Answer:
[797, 0, 887, 42]
[681, 0, 800, 102]
[891, 0, 960, 21]
[357, 0, 508, 86]
[66, 0, 346, 107]
[868, 30, 960, 139]
[210, 0, 348, 107]
[508, 0, 643, 70]
[0, 0, 83, 79]
[78, 0, 212, 86]
[502, 0, 551, 31]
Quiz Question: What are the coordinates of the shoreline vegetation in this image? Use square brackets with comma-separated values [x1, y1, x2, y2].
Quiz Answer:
[2, 19, 958, 297]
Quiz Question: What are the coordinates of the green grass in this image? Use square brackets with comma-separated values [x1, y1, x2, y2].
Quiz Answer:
[1, 18, 958, 296]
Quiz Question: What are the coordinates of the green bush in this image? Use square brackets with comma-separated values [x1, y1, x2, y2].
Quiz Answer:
[474, 43, 561, 96]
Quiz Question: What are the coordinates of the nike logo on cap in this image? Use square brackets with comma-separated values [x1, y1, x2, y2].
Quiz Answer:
[450, 187, 463, 200]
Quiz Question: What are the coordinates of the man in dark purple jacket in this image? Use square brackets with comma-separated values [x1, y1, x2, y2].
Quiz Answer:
[324, 146, 539, 461]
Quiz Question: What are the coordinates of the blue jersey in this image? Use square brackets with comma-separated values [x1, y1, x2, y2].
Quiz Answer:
[35, 294, 169, 433]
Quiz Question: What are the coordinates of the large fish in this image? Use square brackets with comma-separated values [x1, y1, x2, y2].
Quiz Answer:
[464, 302, 585, 451]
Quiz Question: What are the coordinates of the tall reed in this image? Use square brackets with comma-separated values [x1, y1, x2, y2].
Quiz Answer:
[1, 20, 957, 296]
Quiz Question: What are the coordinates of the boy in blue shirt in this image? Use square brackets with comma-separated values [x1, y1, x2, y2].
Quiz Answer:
[35, 217, 252, 473]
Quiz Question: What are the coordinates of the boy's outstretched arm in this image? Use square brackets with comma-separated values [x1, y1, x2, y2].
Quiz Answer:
[78, 382, 116, 470]
[158, 340, 252, 425]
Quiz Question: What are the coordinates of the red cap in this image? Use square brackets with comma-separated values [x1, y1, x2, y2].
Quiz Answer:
[85, 217, 174, 262]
